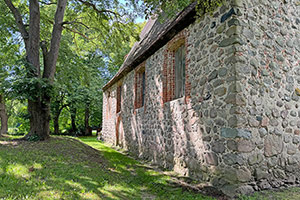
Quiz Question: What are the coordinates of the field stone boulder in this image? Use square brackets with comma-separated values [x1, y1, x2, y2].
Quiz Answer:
[223, 153, 245, 165]
[264, 135, 283, 157]
[248, 154, 263, 165]
[223, 167, 238, 183]
[205, 152, 219, 166]
[212, 140, 225, 153]
[237, 167, 252, 182]
[258, 180, 272, 190]
[255, 168, 269, 180]
[237, 139, 255, 152]
[236, 185, 254, 195]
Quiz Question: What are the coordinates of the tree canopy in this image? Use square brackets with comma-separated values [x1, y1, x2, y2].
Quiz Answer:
[144, 0, 223, 19]
[1, 0, 144, 139]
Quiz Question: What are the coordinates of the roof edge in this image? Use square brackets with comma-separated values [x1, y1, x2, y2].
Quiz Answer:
[103, 2, 197, 91]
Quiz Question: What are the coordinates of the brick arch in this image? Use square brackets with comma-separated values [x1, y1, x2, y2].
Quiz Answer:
[106, 91, 111, 119]
[134, 62, 146, 110]
[162, 30, 191, 103]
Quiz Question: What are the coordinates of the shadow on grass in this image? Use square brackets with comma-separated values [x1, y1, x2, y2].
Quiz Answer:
[0, 136, 214, 200]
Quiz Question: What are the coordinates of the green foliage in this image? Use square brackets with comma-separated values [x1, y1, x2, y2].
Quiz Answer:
[26, 135, 41, 142]
[7, 102, 29, 135]
[143, 0, 224, 20]
[3, 62, 53, 101]
[50, 47, 106, 134]
[196, 0, 224, 16]
[48, 19, 143, 135]
[0, 33, 21, 96]
[1, 0, 144, 137]
[144, 0, 193, 19]
[2, 0, 145, 137]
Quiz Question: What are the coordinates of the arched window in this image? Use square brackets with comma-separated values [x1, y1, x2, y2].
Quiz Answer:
[162, 30, 190, 103]
[135, 63, 146, 109]
[116, 83, 122, 113]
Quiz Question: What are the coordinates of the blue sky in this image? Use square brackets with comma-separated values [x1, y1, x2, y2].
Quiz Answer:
[119, 0, 145, 23]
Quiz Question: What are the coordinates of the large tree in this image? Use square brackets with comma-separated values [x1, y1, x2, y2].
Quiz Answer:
[3, 0, 67, 140]
[3, 0, 141, 140]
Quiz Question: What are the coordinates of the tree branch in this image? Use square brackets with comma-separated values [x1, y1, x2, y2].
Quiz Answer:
[3, 0, 29, 47]
[45, 18, 92, 41]
[62, 20, 90, 29]
[43, 0, 67, 81]
[64, 26, 91, 40]
[59, 103, 69, 113]
[77, 0, 118, 17]
[39, 0, 57, 5]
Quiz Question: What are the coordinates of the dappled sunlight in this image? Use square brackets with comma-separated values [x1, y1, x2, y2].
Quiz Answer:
[98, 184, 143, 200]
[0, 140, 20, 146]
[32, 163, 43, 170]
[107, 167, 122, 174]
[64, 180, 85, 191]
[79, 191, 100, 200]
[37, 191, 62, 200]
[0, 136, 213, 199]
[7, 163, 30, 179]
[76, 176, 94, 183]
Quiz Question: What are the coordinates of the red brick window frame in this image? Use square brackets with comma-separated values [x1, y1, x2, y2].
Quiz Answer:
[163, 30, 190, 103]
[134, 63, 146, 109]
[106, 91, 111, 119]
[116, 82, 122, 113]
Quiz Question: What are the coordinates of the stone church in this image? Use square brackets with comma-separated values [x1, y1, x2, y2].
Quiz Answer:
[102, 0, 300, 196]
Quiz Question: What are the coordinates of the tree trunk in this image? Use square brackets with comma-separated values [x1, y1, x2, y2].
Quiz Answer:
[54, 115, 60, 135]
[84, 104, 91, 136]
[4, 0, 68, 140]
[0, 95, 8, 136]
[70, 106, 77, 133]
[52, 102, 66, 135]
[52, 101, 60, 135]
[26, 98, 51, 140]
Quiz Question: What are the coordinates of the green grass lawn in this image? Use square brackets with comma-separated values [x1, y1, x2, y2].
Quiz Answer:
[1, 135, 300, 200]
[0, 135, 214, 200]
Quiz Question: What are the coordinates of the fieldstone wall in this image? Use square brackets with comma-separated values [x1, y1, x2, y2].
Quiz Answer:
[102, 0, 300, 196]
[217, 0, 300, 195]
[102, 84, 118, 145]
